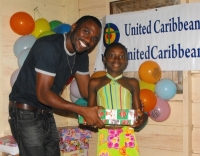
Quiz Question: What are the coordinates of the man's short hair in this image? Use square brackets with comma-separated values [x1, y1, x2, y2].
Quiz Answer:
[76, 15, 102, 29]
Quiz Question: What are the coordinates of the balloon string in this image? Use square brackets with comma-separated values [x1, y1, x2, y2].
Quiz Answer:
[33, 7, 42, 20]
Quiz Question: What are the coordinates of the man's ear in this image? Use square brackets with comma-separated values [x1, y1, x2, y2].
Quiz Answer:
[71, 23, 77, 32]
[103, 57, 106, 64]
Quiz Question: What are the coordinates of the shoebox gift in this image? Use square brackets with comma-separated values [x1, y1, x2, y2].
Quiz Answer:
[58, 126, 92, 141]
[78, 109, 138, 125]
[59, 138, 89, 152]
[60, 149, 88, 156]
[0, 135, 19, 155]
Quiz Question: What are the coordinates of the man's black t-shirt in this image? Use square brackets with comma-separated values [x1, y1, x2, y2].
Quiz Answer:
[9, 33, 89, 110]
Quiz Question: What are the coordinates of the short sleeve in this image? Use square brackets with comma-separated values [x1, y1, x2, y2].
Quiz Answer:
[76, 52, 89, 74]
[34, 41, 60, 75]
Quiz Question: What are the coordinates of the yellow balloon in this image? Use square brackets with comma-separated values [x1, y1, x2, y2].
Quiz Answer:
[139, 80, 155, 92]
[38, 31, 55, 38]
[31, 18, 51, 38]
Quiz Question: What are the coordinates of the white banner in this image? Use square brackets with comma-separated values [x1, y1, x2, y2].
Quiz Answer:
[94, 3, 200, 72]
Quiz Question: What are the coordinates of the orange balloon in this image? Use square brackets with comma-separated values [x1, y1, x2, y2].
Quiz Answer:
[10, 12, 35, 35]
[140, 89, 157, 112]
[139, 61, 161, 84]
[91, 71, 107, 78]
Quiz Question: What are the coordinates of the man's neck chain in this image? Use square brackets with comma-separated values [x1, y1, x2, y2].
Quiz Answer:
[67, 53, 76, 74]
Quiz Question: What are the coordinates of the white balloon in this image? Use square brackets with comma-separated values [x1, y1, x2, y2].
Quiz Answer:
[70, 79, 82, 98]
[70, 93, 78, 103]
[18, 48, 30, 68]
[13, 35, 36, 58]
[10, 68, 20, 87]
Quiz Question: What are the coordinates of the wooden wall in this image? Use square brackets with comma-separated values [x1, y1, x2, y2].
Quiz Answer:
[0, 0, 200, 156]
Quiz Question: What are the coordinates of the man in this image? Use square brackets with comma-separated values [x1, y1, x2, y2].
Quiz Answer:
[9, 15, 104, 156]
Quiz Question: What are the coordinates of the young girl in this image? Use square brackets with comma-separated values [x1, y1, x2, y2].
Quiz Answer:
[88, 42, 147, 156]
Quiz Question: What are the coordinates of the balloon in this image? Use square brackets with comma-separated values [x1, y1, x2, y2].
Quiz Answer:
[70, 79, 82, 98]
[140, 89, 157, 112]
[66, 75, 75, 85]
[13, 35, 36, 58]
[10, 68, 20, 87]
[10, 12, 35, 35]
[49, 20, 62, 30]
[75, 98, 88, 107]
[91, 71, 107, 78]
[38, 31, 55, 38]
[18, 48, 30, 68]
[139, 61, 161, 84]
[149, 97, 171, 122]
[53, 23, 71, 34]
[31, 18, 51, 38]
[70, 93, 78, 103]
[155, 78, 177, 100]
[139, 80, 155, 92]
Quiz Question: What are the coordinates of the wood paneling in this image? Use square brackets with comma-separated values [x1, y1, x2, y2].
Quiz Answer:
[78, 0, 106, 10]
[0, 0, 200, 156]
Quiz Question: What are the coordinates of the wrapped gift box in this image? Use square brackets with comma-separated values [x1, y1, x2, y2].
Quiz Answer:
[59, 138, 89, 152]
[58, 126, 92, 142]
[0, 135, 19, 155]
[78, 109, 138, 125]
[60, 149, 88, 156]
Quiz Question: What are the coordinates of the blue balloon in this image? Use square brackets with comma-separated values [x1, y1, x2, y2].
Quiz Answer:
[155, 78, 177, 100]
[53, 23, 71, 34]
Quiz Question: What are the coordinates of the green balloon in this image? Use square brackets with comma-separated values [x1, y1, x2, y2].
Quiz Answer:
[74, 98, 88, 118]
[75, 98, 88, 107]
[49, 20, 62, 30]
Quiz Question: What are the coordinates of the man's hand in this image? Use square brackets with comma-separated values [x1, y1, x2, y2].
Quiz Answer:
[82, 106, 104, 129]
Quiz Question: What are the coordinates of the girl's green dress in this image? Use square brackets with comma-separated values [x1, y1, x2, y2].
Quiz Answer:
[96, 73, 140, 156]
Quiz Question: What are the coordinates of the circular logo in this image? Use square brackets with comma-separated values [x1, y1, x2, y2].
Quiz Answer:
[150, 107, 160, 119]
[103, 23, 120, 47]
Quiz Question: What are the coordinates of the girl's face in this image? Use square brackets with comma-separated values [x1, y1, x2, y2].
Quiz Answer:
[103, 45, 128, 74]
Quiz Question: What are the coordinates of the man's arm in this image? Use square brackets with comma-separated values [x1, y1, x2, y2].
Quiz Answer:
[36, 72, 104, 128]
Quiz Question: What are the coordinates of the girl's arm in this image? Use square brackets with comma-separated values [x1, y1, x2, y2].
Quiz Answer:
[131, 78, 142, 111]
[131, 78, 148, 128]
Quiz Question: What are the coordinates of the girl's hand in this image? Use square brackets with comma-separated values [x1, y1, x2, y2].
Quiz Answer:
[131, 103, 147, 128]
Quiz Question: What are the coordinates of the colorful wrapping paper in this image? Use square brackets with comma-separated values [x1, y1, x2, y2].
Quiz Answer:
[60, 149, 88, 156]
[0, 135, 19, 155]
[78, 109, 138, 126]
[58, 126, 92, 141]
[59, 138, 89, 152]
[0, 135, 17, 147]
[58, 127, 92, 153]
